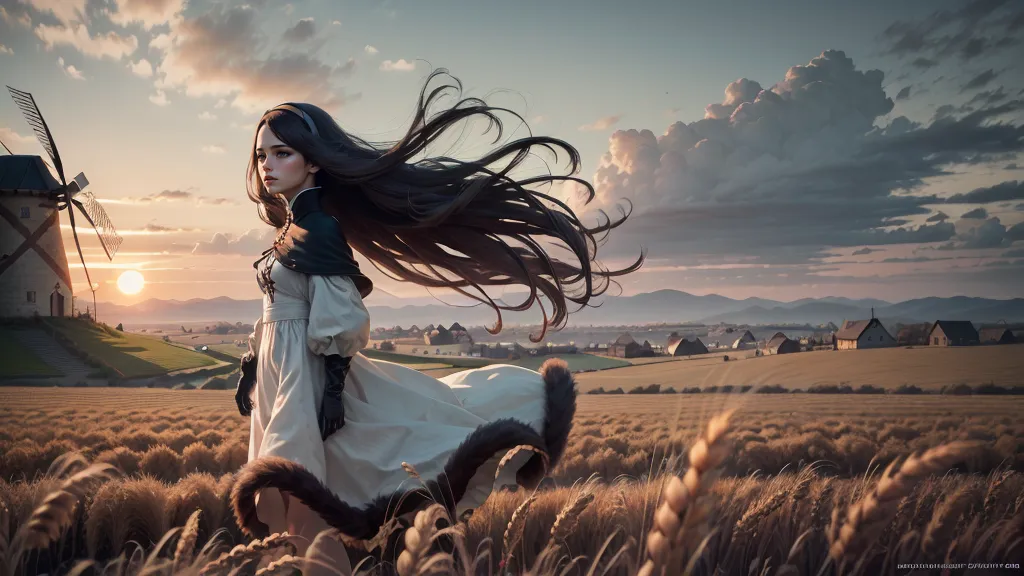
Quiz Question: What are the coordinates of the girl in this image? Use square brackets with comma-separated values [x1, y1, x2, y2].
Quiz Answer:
[229, 69, 643, 570]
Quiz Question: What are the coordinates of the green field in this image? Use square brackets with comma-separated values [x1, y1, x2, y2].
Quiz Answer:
[47, 319, 219, 378]
[0, 330, 61, 378]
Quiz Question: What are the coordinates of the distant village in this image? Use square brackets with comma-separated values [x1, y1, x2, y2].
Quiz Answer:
[368, 313, 1021, 360]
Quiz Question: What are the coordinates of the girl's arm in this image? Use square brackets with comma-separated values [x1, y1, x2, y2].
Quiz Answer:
[306, 274, 370, 439]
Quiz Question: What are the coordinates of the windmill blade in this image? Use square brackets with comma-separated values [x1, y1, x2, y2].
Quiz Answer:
[6, 85, 66, 185]
[0, 138, 11, 155]
[70, 191, 123, 261]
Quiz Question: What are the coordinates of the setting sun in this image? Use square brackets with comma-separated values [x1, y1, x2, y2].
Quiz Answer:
[116, 270, 146, 295]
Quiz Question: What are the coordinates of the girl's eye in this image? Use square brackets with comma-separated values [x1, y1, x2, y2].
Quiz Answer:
[277, 151, 289, 157]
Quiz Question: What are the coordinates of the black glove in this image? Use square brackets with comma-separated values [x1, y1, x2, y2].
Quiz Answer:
[235, 350, 258, 416]
[319, 354, 351, 440]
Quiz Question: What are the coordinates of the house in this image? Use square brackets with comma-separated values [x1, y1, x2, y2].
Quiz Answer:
[896, 323, 932, 345]
[425, 325, 455, 345]
[726, 330, 756, 349]
[765, 332, 800, 355]
[667, 335, 708, 356]
[835, 318, 895, 350]
[607, 332, 655, 358]
[979, 327, 1016, 345]
[928, 320, 979, 346]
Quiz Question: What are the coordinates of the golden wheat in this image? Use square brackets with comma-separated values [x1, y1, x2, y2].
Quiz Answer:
[198, 532, 295, 576]
[638, 409, 735, 576]
[396, 503, 448, 576]
[501, 493, 537, 569]
[828, 441, 978, 564]
[172, 508, 202, 571]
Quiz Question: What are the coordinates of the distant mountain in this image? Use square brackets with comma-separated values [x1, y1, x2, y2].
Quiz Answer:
[100, 290, 1024, 329]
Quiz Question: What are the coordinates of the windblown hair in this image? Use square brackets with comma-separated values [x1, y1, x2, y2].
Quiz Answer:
[247, 68, 643, 341]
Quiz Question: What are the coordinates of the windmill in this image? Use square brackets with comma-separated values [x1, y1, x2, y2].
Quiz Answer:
[0, 86, 122, 320]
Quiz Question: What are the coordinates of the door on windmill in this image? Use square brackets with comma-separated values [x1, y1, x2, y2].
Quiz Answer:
[51, 291, 65, 316]
[26, 291, 36, 303]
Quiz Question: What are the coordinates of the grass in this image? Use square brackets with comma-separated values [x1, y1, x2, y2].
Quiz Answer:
[46, 319, 218, 378]
[0, 329, 62, 378]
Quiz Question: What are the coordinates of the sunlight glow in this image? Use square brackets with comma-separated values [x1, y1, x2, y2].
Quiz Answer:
[117, 270, 146, 295]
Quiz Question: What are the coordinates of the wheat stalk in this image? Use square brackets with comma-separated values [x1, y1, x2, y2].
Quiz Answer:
[732, 488, 787, 543]
[255, 554, 305, 576]
[9, 460, 118, 571]
[402, 462, 421, 481]
[637, 409, 735, 576]
[982, 469, 1012, 521]
[501, 494, 538, 570]
[921, 486, 972, 557]
[396, 504, 447, 576]
[547, 491, 595, 550]
[198, 532, 295, 576]
[172, 508, 202, 571]
[0, 502, 10, 576]
[828, 441, 977, 564]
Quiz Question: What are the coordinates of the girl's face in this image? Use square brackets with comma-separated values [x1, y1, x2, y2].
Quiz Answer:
[255, 124, 319, 199]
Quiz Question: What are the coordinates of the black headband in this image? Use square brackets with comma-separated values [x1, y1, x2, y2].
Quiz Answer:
[264, 103, 319, 137]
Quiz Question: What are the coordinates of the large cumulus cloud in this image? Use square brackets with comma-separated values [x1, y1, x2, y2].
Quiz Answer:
[587, 50, 1023, 268]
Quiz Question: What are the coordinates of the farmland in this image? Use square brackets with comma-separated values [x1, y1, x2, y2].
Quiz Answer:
[574, 343, 1024, 392]
[1, 384, 1022, 575]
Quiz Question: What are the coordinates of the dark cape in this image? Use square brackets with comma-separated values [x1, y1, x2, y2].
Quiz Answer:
[255, 187, 373, 299]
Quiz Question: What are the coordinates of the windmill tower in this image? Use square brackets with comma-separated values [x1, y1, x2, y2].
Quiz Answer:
[0, 86, 122, 319]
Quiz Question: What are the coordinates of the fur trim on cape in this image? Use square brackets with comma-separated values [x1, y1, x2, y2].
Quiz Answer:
[231, 358, 577, 540]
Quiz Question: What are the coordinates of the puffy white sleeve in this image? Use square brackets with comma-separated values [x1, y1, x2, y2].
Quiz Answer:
[306, 274, 371, 358]
[246, 314, 263, 357]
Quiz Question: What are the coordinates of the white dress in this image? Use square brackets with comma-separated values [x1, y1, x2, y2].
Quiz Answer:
[235, 256, 576, 543]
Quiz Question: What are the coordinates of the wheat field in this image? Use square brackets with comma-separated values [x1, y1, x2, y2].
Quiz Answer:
[1, 387, 1022, 575]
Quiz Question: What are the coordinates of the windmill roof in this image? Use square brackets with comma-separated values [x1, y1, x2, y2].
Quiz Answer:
[0, 155, 61, 193]
[836, 319, 876, 340]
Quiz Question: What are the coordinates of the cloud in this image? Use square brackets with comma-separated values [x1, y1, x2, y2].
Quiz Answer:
[936, 216, 1018, 250]
[852, 247, 882, 255]
[895, 86, 912, 100]
[911, 57, 938, 69]
[332, 20, 341, 26]
[105, 189, 236, 205]
[379, 58, 415, 71]
[149, 90, 169, 106]
[961, 207, 988, 218]
[34, 22, 138, 59]
[586, 50, 1024, 274]
[364, 45, 378, 55]
[881, 0, 1023, 61]
[107, 0, 185, 29]
[198, 111, 216, 120]
[64, 223, 200, 235]
[282, 17, 315, 42]
[579, 115, 623, 132]
[191, 228, 275, 255]
[961, 69, 999, 92]
[0, 5, 33, 27]
[0, 44, 13, 55]
[944, 180, 1024, 203]
[967, 87, 1009, 106]
[926, 211, 950, 222]
[0, 127, 37, 148]
[129, 58, 153, 77]
[202, 145, 225, 154]
[150, 4, 357, 114]
[57, 57, 85, 80]
[21, 0, 87, 25]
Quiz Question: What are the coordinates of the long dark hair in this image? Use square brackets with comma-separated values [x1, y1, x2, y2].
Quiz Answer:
[247, 69, 643, 341]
